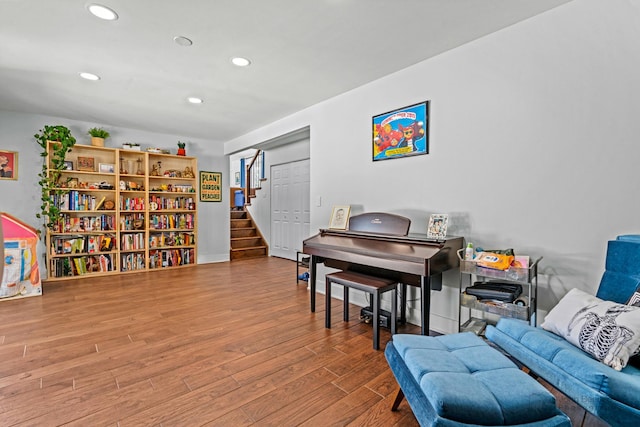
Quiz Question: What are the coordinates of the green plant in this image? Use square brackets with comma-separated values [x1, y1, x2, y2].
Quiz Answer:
[34, 125, 76, 231]
[177, 141, 186, 148]
[88, 127, 110, 139]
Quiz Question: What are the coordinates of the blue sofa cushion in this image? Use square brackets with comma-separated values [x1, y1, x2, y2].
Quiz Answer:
[597, 239, 640, 304]
[490, 318, 640, 409]
[389, 333, 562, 425]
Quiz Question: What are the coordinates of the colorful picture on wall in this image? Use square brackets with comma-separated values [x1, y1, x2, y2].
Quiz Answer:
[200, 171, 222, 202]
[372, 101, 429, 161]
[0, 150, 17, 180]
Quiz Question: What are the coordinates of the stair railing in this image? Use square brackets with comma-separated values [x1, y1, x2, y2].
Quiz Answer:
[245, 149, 263, 202]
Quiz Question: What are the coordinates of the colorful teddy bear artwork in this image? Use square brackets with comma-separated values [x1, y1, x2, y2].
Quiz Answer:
[397, 121, 425, 152]
[373, 123, 403, 156]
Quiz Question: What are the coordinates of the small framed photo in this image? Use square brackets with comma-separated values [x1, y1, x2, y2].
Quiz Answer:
[99, 163, 115, 174]
[329, 205, 351, 230]
[63, 161, 74, 170]
[0, 149, 18, 180]
[77, 156, 95, 172]
[427, 214, 448, 239]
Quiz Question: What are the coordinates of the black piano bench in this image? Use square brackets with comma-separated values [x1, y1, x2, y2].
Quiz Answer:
[325, 271, 397, 350]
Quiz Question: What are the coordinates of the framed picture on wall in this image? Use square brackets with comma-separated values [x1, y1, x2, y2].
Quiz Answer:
[0, 150, 18, 180]
[199, 171, 222, 202]
[372, 101, 429, 161]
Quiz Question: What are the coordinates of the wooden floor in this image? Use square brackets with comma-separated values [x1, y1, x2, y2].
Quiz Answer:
[0, 257, 606, 426]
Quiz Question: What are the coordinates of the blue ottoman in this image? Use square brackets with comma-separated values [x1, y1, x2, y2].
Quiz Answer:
[385, 333, 571, 426]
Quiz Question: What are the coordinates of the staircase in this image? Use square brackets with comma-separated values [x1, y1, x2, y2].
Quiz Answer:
[230, 209, 268, 260]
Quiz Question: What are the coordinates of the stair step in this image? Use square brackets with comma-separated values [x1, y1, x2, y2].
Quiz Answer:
[231, 237, 263, 249]
[230, 246, 268, 260]
[230, 211, 247, 219]
[231, 219, 252, 228]
[231, 228, 258, 238]
[230, 245, 267, 251]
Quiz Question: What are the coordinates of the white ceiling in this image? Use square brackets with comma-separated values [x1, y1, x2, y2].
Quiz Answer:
[0, 0, 570, 142]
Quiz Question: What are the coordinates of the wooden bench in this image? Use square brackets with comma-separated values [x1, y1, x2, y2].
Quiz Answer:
[325, 270, 397, 350]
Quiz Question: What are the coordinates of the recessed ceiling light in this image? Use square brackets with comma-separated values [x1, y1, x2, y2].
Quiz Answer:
[79, 72, 101, 81]
[87, 4, 119, 21]
[187, 97, 203, 104]
[231, 57, 251, 67]
[173, 36, 193, 47]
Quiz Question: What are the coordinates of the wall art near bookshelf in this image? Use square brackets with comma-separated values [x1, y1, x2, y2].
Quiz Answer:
[44, 143, 198, 281]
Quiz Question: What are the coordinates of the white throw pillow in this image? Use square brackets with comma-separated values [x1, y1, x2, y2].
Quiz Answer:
[541, 288, 640, 370]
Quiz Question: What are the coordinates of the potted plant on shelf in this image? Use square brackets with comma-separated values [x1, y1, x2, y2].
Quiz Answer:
[177, 141, 186, 156]
[88, 127, 110, 147]
[34, 125, 76, 232]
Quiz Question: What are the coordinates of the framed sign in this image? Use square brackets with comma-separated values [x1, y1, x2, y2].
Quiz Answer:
[0, 150, 17, 180]
[372, 101, 429, 161]
[199, 171, 222, 202]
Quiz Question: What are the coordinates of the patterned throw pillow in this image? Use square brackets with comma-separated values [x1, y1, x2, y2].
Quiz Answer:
[627, 290, 640, 307]
[626, 289, 640, 367]
[542, 288, 640, 371]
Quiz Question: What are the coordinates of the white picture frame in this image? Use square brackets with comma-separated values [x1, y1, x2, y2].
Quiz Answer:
[329, 205, 351, 230]
[427, 213, 448, 239]
[98, 163, 115, 174]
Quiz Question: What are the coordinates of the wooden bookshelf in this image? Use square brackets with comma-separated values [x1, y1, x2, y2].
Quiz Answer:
[44, 143, 198, 281]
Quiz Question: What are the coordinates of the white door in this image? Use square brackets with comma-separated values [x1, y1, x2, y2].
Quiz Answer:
[271, 164, 290, 257]
[291, 159, 310, 253]
[270, 159, 310, 260]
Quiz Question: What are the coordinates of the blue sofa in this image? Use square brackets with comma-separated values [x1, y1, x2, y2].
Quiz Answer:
[486, 235, 640, 427]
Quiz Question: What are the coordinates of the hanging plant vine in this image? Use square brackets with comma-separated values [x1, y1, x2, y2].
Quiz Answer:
[34, 125, 76, 231]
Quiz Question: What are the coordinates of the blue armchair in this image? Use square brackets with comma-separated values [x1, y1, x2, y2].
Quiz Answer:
[486, 235, 640, 427]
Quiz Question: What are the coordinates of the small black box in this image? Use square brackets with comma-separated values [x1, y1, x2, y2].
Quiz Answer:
[465, 281, 522, 302]
[360, 306, 393, 328]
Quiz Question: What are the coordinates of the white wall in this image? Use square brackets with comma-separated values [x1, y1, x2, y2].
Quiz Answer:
[225, 0, 640, 333]
[0, 110, 229, 276]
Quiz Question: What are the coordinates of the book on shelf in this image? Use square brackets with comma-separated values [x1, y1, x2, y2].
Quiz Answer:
[94, 196, 106, 210]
